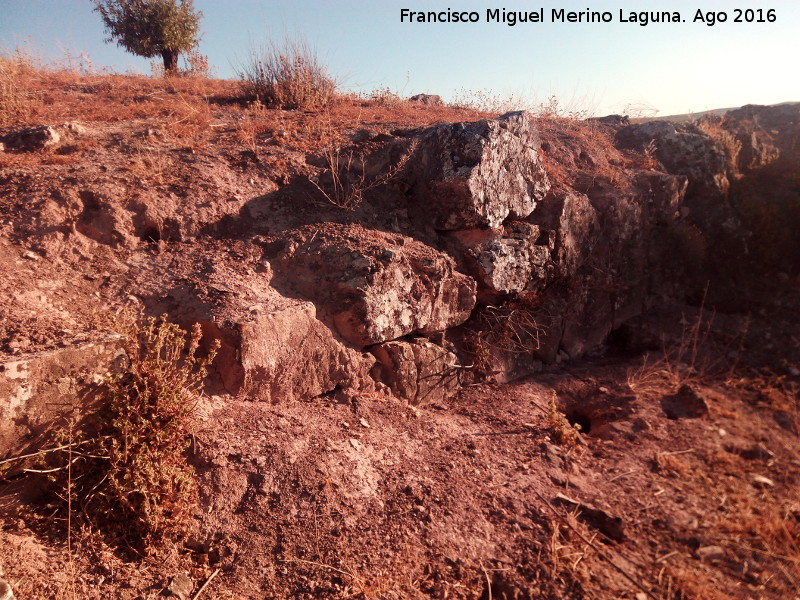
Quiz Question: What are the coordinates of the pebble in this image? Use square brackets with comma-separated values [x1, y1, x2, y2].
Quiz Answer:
[349, 438, 362, 451]
[751, 474, 775, 488]
[167, 573, 193, 599]
[697, 545, 725, 560]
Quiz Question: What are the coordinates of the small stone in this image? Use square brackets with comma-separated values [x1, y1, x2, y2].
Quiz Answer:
[661, 384, 709, 419]
[22, 250, 41, 261]
[359, 418, 370, 428]
[751, 474, 774, 488]
[167, 573, 193, 599]
[741, 444, 774, 461]
[635, 594, 648, 600]
[697, 545, 725, 560]
[349, 438, 362, 451]
[63, 122, 87, 135]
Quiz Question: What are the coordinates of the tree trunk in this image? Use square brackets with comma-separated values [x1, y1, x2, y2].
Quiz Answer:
[161, 50, 178, 75]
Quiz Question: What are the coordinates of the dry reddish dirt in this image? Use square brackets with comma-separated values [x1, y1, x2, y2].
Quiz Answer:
[0, 71, 798, 600]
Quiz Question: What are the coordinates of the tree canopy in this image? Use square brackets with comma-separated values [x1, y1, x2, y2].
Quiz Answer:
[93, 0, 202, 73]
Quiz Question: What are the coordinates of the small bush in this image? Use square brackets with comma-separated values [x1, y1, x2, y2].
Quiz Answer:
[49, 314, 218, 552]
[548, 389, 582, 447]
[0, 48, 40, 126]
[237, 36, 336, 110]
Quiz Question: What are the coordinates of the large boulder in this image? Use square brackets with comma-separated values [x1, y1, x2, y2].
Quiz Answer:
[139, 256, 375, 403]
[406, 111, 550, 230]
[271, 224, 477, 346]
[409, 93, 443, 106]
[217, 298, 374, 403]
[616, 120, 729, 200]
[723, 103, 799, 171]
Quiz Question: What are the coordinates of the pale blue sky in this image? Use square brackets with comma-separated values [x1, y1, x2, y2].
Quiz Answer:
[1, 0, 798, 116]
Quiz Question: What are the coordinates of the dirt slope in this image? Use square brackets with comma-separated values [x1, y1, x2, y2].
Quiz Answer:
[0, 73, 798, 600]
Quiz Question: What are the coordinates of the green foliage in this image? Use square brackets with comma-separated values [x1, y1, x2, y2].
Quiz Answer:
[93, 0, 202, 73]
[237, 36, 337, 110]
[51, 314, 218, 552]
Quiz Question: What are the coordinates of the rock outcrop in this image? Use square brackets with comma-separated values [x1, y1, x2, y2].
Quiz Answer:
[371, 338, 459, 405]
[406, 111, 550, 230]
[271, 224, 477, 347]
[0, 336, 126, 456]
[146, 260, 375, 403]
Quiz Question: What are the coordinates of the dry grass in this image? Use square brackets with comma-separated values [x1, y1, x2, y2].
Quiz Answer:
[465, 295, 548, 378]
[237, 37, 337, 110]
[43, 314, 219, 554]
[548, 389, 582, 447]
[627, 304, 722, 399]
[697, 115, 742, 177]
[308, 137, 418, 209]
[537, 116, 632, 192]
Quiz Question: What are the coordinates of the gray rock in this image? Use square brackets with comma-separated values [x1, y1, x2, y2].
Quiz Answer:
[372, 338, 460, 405]
[273, 224, 476, 346]
[158, 268, 375, 403]
[443, 223, 550, 298]
[616, 120, 729, 199]
[167, 573, 193, 599]
[2, 125, 61, 151]
[409, 93, 443, 106]
[63, 121, 87, 135]
[696, 545, 725, 561]
[406, 111, 550, 230]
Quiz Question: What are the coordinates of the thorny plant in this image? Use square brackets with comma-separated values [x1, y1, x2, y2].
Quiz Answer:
[45, 313, 219, 552]
[466, 299, 547, 378]
[309, 139, 418, 210]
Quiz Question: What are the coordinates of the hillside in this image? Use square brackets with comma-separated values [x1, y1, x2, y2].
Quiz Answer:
[0, 66, 799, 600]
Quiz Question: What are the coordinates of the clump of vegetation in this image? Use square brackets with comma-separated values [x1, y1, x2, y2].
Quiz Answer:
[309, 138, 418, 210]
[237, 36, 337, 110]
[0, 47, 40, 126]
[49, 314, 218, 552]
[93, 0, 203, 74]
[548, 389, 582, 447]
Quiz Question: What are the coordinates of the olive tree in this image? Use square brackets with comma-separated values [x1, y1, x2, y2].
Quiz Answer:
[93, 0, 202, 74]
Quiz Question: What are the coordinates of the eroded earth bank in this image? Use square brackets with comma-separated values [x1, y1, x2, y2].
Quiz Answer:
[1, 84, 799, 599]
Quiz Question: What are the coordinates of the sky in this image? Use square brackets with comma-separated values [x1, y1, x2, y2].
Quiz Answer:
[1, 0, 798, 117]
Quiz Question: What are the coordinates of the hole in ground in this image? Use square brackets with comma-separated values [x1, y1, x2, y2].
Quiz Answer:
[564, 409, 593, 435]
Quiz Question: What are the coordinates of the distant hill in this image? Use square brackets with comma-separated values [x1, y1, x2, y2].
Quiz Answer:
[648, 100, 800, 123]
